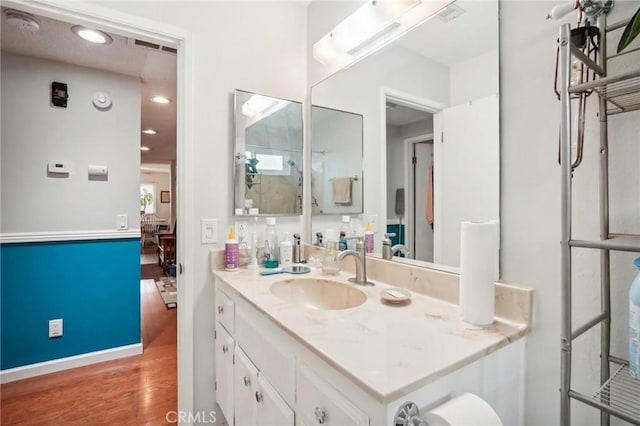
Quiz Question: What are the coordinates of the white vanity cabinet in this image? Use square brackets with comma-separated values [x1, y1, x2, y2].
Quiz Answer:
[216, 286, 295, 426]
[213, 272, 528, 426]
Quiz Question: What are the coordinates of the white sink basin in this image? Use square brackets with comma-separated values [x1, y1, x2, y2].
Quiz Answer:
[270, 278, 367, 310]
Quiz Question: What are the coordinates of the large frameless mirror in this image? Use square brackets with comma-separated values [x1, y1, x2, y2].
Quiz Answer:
[233, 89, 303, 216]
[309, 0, 499, 271]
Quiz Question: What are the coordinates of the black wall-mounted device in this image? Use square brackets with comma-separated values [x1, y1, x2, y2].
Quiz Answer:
[51, 81, 68, 108]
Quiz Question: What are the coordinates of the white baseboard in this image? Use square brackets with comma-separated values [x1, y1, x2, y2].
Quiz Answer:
[0, 343, 143, 384]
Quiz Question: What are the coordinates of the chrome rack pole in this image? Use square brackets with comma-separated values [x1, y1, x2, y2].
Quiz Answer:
[597, 13, 611, 426]
[559, 23, 573, 426]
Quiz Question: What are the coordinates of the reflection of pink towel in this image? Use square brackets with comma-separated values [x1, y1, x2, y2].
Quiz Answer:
[427, 166, 434, 224]
[332, 177, 352, 205]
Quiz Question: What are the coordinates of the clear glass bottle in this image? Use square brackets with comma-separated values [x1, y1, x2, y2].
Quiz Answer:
[263, 217, 279, 268]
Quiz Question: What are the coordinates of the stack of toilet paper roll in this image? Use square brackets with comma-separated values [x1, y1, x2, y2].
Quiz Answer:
[459, 220, 499, 326]
[422, 393, 503, 426]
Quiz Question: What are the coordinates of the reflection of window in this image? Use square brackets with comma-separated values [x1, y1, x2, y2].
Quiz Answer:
[245, 151, 285, 175]
[140, 183, 156, 214]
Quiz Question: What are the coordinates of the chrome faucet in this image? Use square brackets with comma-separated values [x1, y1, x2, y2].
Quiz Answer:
[382, 233, 410, 260]
[336, 237, 374, 286]
[391, 244, 409, 257]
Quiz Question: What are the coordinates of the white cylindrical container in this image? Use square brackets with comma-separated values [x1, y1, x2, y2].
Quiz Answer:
[422, 393, 503, 426]
[459, 220, 499, 325]
[280, 232, 293, 266]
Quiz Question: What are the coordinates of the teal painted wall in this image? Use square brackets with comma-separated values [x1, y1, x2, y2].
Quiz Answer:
[1, 239, 141, 370]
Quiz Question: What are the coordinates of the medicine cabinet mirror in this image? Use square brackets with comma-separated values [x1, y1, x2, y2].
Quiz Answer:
[309, 0, 499, 271]
[311, 105, 363, 215]
[233, 89, 303, 216]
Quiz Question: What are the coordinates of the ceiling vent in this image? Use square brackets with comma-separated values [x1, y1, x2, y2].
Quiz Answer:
[127, 38, 177, 55]
[436, 4, 466, 23]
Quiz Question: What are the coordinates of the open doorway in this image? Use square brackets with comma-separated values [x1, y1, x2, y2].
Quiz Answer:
[385, 95, 436, 261]
[0, 1, 192, 420]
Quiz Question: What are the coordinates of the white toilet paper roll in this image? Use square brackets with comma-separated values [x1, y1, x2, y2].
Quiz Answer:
[459, 221, 499, 325]
[423, 393, 503, 426]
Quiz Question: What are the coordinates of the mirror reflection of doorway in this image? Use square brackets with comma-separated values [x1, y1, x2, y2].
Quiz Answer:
[411, 140, 434, 262]
[385, 99, 433, 261]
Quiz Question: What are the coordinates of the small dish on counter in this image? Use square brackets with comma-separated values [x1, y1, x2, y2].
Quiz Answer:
[380, 287, 411, 305]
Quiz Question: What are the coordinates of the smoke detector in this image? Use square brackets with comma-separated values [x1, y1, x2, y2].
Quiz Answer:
[4, 9, 41, 32]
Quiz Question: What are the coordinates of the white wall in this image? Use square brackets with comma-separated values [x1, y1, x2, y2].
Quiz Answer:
[450, 49, 498, 106]
[97, 1, 307, 418]
[1, 52, 140, 234]
[140, 171, 171, 221]
[501, 2, 640, 425]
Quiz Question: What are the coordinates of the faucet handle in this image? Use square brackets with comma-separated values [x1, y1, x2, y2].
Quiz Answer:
[345, 236, 365, 251]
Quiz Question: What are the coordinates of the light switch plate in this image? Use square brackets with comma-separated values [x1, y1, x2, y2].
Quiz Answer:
[201, 219, 218, 244]
[117, 214, 128, 230]
[368, 214, 378, 233]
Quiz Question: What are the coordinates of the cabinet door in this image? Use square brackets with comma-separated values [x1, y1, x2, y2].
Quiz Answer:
[297, 364, 368, 426]
[256, 373, 294, 426]
[234, 346, 258, 426]
[215, 324, 235, 424]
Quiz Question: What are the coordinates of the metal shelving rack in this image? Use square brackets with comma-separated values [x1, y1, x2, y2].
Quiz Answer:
[559, 10, 640, 426]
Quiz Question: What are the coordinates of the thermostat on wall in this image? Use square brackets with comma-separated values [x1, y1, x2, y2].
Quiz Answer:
[47, 161, 70, 174]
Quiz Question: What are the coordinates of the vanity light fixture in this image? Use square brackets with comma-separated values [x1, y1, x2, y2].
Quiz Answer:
[313, 0, 420, 64]
[140, 146, 151, 151]
[142, 129, 158, 135]
[150, 95, 171, 104]
[71, 25, 113, 45]
[313, 0, 455, 65]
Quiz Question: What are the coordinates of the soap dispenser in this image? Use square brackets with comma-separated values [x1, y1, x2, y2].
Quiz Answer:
[382, 233, 393, 260]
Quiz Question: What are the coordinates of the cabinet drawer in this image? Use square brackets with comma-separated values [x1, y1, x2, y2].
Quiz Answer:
[297, 363, 368, 426]
[215, 287, 235, 333]
[236, 307, 295, 404]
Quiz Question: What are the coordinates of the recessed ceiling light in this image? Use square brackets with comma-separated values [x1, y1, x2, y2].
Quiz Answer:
[150, 96, 171, 104]
[140, 146, 151, 151]
[71, 25, 113, 45]
[141, 129, 158, 135]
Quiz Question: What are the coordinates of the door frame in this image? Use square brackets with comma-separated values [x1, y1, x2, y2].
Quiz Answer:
[4, 0, 196, 419]
[380, 87, 445, 258]
[403, 134, 433, 259]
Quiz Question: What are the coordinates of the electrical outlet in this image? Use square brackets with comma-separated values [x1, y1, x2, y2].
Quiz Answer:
[49, 319, 63, 338]
[235, 221, 249, 242]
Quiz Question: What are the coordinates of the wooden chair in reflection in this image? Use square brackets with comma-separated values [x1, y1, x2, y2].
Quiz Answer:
[140, 213, 161, 246]
[157, 219, 177, 275]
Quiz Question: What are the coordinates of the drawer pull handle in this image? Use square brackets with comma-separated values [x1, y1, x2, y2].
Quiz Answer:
[255, 391, 263, 403]
[217, 305, 224, 314]
[244, 376, 251, 387]
[314, 407, 326, 424]
[222, 344, 229, 354]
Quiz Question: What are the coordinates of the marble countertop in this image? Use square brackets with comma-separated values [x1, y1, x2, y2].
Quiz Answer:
[212, 264, 531, 404]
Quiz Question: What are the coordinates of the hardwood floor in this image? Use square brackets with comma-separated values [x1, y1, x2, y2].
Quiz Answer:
[1, 261, 177, 425]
